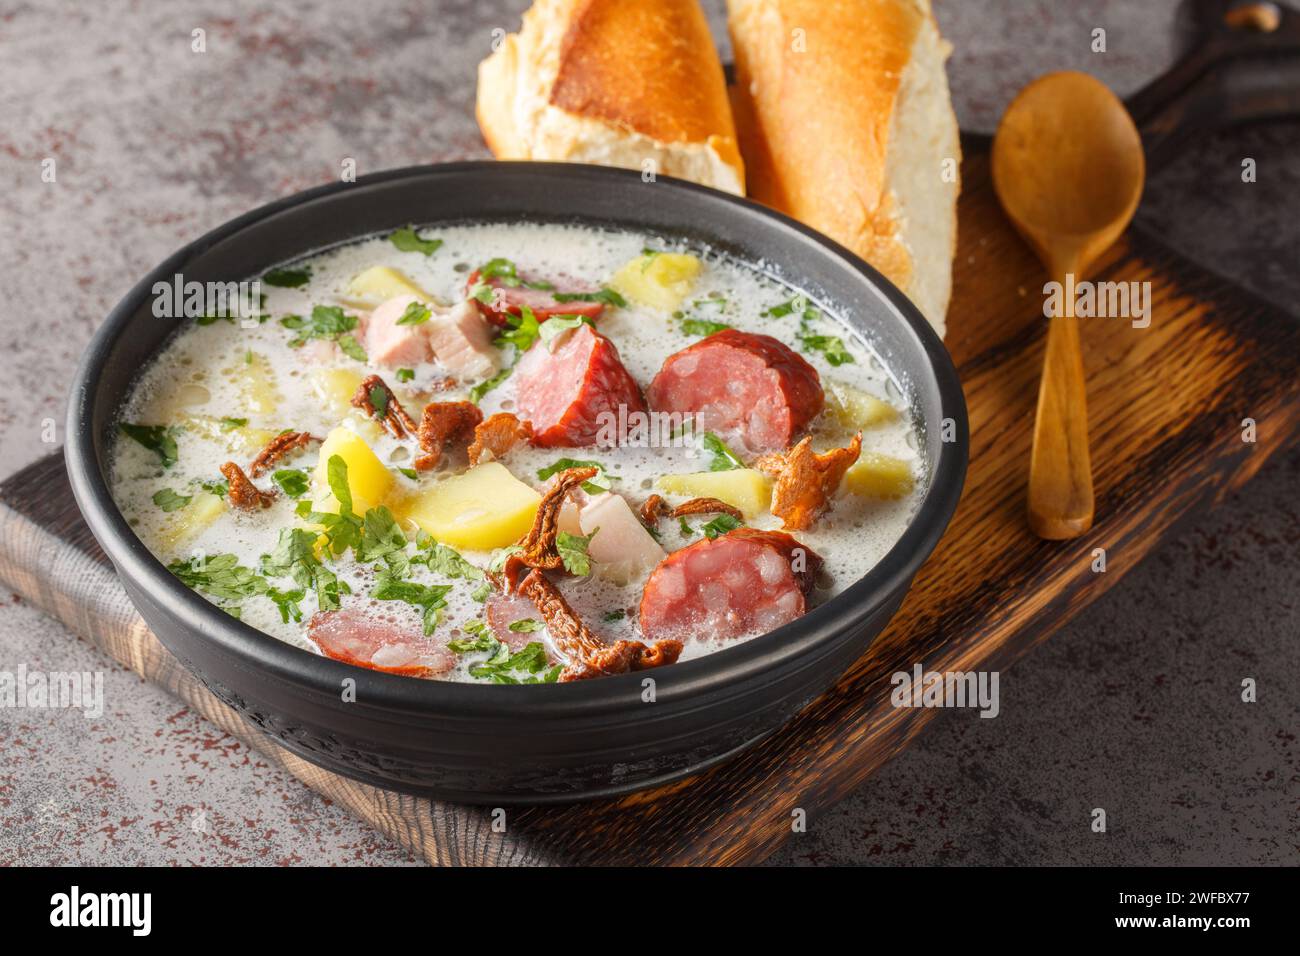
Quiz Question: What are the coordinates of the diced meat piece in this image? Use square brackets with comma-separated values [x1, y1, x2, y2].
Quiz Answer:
[647, 329, 824, 454]
[467, 269, 606, 327]
[514, 323, 647, 447]
[639, 529, 824, 642]
[484, 592, 553, 653]
[426, 300, 499, 380]
[366, 295, 434, 368]
[577, 492, 666, 584]
[307, 607, 455, 677]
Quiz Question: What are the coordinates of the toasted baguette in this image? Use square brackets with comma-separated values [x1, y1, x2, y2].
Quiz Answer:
[477, 0, 745, 195]
[727, 0, 960, 334]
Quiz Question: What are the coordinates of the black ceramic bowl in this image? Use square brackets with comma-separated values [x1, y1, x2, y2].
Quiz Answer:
[66, 162, 966, 804]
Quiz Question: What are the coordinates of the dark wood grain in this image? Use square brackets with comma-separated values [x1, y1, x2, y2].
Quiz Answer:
[2, 146, 1297, 866]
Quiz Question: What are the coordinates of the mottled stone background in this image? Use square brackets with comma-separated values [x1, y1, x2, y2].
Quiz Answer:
[0, 0, 1295, 865]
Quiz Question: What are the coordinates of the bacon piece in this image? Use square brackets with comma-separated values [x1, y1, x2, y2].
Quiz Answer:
[350, 374, 418, 440]
[220, 461, 275, 510]
[514, 568, 682, 681]
[466, 269, 606, 328]
[248, 431, 319, 478]
[639, 494, 668, 527]
[503, 467, 597, 583]
[414, 401, 483, 471]
[467, 412, 533, 465]
[756, 433, 862, 531]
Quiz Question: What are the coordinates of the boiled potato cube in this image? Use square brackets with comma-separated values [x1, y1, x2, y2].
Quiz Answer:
[610, 252, 702, 311]
[309, 367, 366, 418]
[344, 266, 432, 308]
[159, 491, 226, 552]
[223, 351, 279, 416]
[400, 462, 540, 551]
[656, 469, 772, 519]
[826, 381, 899, 429]
[312, 426, 394, 514]
[178, 415, 276, 457]
[844, 453, 915, 499]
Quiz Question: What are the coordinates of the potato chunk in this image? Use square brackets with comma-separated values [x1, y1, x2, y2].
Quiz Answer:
[158, 491, 227, 552]
[825, 381, 899, 429]
[312, 427, 394, 514]
[223, 351, 280, 416]
[656, 469, 772, 518]
[400, 462, 540, 550]
[344, 266, 432, 308]
[309, 368, 366, 418]
[844, 453, 915, 499]
[609, 252, 702, 311]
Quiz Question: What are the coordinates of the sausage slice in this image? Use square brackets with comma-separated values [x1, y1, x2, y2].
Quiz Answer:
[647, 329, 823, 454]
[639, 528, 824, 642]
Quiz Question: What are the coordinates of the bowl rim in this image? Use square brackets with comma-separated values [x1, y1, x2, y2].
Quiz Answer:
[65, 160, 967, 721]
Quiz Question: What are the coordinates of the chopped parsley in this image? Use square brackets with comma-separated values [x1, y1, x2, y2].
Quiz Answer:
[508, 618, 544, 633]
[469, 365, 512, 404]
[395, 301, 431, 326]
[477, 257, 552, 290]
[120, 423, 178, 468]
[261, 526, 346, 612]
[702, 432, 744, 472]
[395, 367, 415, 383]
[602, 609, 626, 623]
[152, 488, 191, 512]
[800, 332, 854, 366]
[388, 226, 443, 256]
[413, 538, 489, 600]
[551, 287, 627, 308]
[536, 458, 618, 494]
[679, 316, 731, 337]
[678, 516, 694, 537]
[281, 305, 366, 362]
[765, 296, 855, 366]
[367, 383, 389, 419]
[263, 266, 311, 288]
[398, 467, 419, 480]
[493, 305, 541, 353]
[556, 529, 597, 576]
[372, 572, 452, 636]
[701, 513, 744, 539]
[468, 641, 561, 684]
[271, 468, 310, 498]
[219, 416, 248, 431]
[168, 553, 300, 620]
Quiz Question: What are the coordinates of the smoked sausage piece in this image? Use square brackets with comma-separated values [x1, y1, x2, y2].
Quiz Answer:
[307, 607, 455, 677]
[514, 323, 647, 447]
[639, 528, 824, 641]
[647, 329, 823, 454]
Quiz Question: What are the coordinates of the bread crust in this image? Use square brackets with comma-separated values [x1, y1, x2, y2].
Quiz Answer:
[727, 0, 959, 329]
[477, 0, 744, 194]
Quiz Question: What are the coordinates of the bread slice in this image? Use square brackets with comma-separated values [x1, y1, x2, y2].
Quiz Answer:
[727, 0, 960, 334]
[477, 0, 745, 195]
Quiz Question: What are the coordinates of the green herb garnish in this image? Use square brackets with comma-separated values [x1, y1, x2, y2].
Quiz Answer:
[702, 432, 744, 472]
[263, 266, 311, 288]
[395, 301, 431, 326]
[152, 488, 192, 512]
[271, 468, 310, 498]
[701, 513, 744, 539]
[120, 423, 178, 468]
[556, 529, 597, 576]
[388, 226, 443, 256]
[469, 365, 512, 404]
[551, 287, 626, 308]
[535, 458, 618, 494]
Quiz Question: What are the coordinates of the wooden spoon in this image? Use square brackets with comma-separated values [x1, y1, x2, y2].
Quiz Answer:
[992, 71, 1145, 540]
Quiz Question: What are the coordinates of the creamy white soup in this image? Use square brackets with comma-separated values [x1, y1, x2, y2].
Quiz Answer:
[111, 222, 922, 683]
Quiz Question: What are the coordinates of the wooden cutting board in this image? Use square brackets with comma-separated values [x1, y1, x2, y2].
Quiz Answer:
[3, 142, 1298, 866]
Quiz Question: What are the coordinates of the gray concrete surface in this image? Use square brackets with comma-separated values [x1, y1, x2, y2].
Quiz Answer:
[0, 0, 1295, 865]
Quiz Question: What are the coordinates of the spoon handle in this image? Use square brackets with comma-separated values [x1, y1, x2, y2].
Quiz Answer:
[1028, 270, 1094, 539]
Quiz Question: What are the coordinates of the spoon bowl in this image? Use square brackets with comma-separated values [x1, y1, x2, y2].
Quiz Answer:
[993, 71, 1146, 539]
